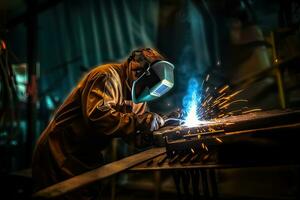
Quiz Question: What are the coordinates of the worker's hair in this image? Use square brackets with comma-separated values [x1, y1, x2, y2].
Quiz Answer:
[127, 48, 165, 64]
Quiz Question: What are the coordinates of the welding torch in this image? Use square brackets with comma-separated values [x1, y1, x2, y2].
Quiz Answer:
[162, 108, 185, 126]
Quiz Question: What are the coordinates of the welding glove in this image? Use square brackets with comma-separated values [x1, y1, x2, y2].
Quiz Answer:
[131, 112, 164, 149]
[147, 112, 165, 131]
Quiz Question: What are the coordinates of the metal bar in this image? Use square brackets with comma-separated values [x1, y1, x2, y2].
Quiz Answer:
[180, 153, 193, 163]
[274, 67, 286, 108]
[224, 122, 300, 136]
[130, 122, 300, 171]
[169, 154, 180, 164]
[130, 162, 300, 171]
[157, 154, 168, 166]
[271, 31, 286, 108]
[33, 147, 165, 199]
[190, 154, 201, 163]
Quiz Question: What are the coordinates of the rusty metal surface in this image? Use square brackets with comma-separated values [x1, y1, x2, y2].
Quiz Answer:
[33, 147, 165, 199]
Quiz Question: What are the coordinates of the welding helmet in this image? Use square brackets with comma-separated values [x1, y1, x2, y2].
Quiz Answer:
[129, 49, 175, 104]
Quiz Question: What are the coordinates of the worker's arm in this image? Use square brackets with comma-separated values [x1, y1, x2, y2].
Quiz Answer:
[81, 72, 163, 138]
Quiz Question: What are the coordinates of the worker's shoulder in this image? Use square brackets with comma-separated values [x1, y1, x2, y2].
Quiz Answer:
[88, 63, 122, 79]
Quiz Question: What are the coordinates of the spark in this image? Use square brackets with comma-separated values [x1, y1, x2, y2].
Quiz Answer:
[215, 137, 223, 143]
[214, 93, 226, 102]
[203, 154, 209, 160]
[228, 90, 243, 98]
[242, 108, 262, 114]
[191, 148, 195, 154]
[218, 85, 229, 94]
[219, 99, 248, 110]
[201, 143, 205, 149]
[205, 74, 210, 82]
[218, 113, 225, 118]
[180, 74, 262, 141]
[205, 87, 210, 93]
[204, 144, 208, 151]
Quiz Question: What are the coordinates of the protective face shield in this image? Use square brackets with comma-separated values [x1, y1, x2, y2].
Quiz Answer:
[132, 60, 175, 104]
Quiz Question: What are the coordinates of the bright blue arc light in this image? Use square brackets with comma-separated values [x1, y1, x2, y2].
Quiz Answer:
[182, 78, 210, 127]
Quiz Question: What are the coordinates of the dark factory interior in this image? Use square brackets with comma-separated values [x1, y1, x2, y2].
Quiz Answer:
[1, 0, 300, 199]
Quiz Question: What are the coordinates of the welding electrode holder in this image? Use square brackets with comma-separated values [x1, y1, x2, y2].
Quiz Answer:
[162, 108, 184, 126]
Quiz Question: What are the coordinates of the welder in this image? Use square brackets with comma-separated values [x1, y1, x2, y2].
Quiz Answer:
[32, 48, 174, 199]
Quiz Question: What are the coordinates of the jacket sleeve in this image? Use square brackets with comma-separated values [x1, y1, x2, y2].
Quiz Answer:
[81, 72, 154, 138]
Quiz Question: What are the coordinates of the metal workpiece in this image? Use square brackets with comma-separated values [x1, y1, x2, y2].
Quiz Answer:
[131, 110, 300, 171]
[33, 110, 300, 199]
[154, 109, 300, 146]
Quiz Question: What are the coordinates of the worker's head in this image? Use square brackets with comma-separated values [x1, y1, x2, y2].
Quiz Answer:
[126, 48, 175, 104]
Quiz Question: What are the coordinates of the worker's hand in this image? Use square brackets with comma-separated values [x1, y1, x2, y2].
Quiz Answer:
[147, 112, 165, 131]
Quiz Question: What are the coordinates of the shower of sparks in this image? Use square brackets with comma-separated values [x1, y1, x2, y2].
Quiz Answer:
[180, 73, 262, 157]
[182, 74, 262, 124]
[184, 74, 261, 122]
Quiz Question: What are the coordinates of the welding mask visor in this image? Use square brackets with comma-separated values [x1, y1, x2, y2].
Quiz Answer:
[132, 60, 174, 103]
